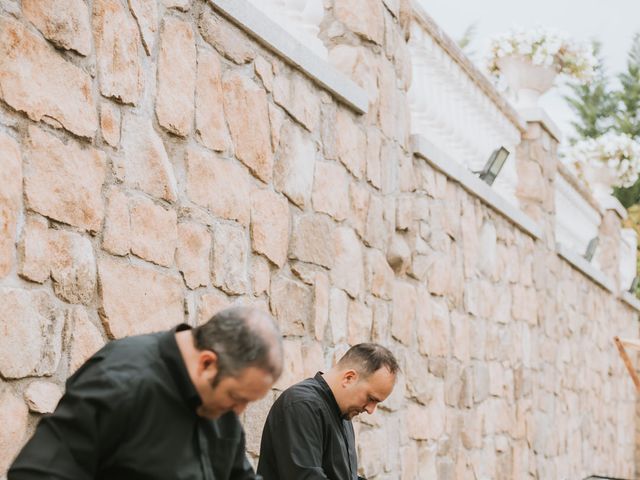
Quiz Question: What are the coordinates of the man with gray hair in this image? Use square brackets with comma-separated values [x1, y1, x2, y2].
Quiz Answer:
[257, 343, 399, 480]
[9, 306, 283, 480]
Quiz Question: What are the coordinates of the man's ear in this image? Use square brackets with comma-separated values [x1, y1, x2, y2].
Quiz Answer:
[197, 350, 219, 377]
[342, 369, 358, 387]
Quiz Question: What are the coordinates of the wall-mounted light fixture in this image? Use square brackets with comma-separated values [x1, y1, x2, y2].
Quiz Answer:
[629, 275, 639, 294]
[584, 236, 599, 262]
[477, 146, 510, 186]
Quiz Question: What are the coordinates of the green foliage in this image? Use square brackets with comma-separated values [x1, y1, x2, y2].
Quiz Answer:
[566, 35, 640, 207]
[567, 34, 640, 296]
[612, 33, 640, 207]
[623, 205, 640, 295]
[457, 23, 477, 59]
[564, 41, 616, 142]
[615, 32, 640, 138]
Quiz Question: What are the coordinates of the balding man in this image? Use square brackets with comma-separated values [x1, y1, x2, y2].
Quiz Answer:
[9, 306, 283, 480]
[257, 343, 399, 480]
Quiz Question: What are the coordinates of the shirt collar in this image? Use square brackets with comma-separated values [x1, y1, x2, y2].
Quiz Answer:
[158, 324, 202, 411]
[313, 371, 344, 420]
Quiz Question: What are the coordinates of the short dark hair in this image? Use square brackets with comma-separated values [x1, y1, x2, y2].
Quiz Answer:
[192, 306, 283, 383]
[337, 343, 400, 378]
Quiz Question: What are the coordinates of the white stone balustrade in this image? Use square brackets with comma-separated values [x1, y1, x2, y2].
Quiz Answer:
[245, 0, 327, 60]
[620, 228, 638, 291]
[555, 172, 602, 264]
[407, 19, 521, 207]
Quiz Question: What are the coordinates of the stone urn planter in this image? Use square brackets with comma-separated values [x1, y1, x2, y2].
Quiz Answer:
[496, 56, 557, 108]
[563, 132, 640, 207]
[581, 161, 617, 200]
[488, 27, 596, 108]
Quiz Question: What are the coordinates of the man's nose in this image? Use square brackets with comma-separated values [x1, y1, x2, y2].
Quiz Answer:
[364, 403, 376, 415]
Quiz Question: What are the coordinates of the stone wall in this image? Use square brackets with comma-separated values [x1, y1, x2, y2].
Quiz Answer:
[0, 0, 637, 479]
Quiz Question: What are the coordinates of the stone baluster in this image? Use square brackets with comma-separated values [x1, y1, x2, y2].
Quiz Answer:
[554, 174, 601, 254]
[408, 18, 521, 207]
[620, 228, 638, 291]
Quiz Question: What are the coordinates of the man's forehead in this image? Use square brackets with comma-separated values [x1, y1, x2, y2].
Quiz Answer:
[363, 368, 396, 393]
[232, 366, 274, 387]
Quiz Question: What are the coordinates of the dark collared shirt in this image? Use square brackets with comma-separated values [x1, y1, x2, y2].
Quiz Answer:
[9, 325, 259, 480]
[257, 372, 358, 480]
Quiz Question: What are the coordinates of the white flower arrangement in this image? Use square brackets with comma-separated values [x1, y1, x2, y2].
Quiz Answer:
[563, 132, 640, 188]
[487, 27, 597, 82]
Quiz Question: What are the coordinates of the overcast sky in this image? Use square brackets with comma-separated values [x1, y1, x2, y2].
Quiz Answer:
[417, 0, 640, 141]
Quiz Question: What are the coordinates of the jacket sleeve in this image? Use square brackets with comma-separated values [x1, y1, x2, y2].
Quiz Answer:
[229, 430, 262, 480]
[8, 360, 134, 480]
[262, 401, 330, 479]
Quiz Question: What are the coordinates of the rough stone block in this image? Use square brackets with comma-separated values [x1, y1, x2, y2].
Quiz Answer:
[0, 132, 22, 278]
[274, 123, 316, 208]
[211, 222, 249, 295]
[156, 17, 196, 136]
[423, 296, 450, 357]
[177, 222, 211, 289]
[331, 227, 364, 298]
[100, 101, 121, 147]
[18, 216, 50, 283]
[119, 113, 178, 202]
[348, 300, 373, 344]
[250, 189, 290, 267]
[364, 194, 388, 250]
[289, 214, 335, 268]
[197, 289, 231, 325]
[98, 257, 183, 338]
[0, 387, 29, 473]
[349, 182, 370, 238]
[0, 17, 98, 137]
[251, 255, 271, 296]
[273, 73, 320, 131]
[274, 338, 304, 391]
[0, 288, 63, 378]
[334, 0, 384, 45]
[186, 147, 251, 226]
[199, 10, 255, 64]
[128, 0, 159, 55]
[269, 274, 311, 336]
[365, 248, 394, 300]
[25, 126, 106, 232]
[196, 47, 231, 152]
[102, 187, 131, 256]
[335, 109, 366, 179]
[23, 0, 92, 55]
[222, 71, 272, 182]
[49, 229, 97, 304]
[391, 281, 416, 345]
[67, 306, 105, 373]
[312, 161, 350, 221]
[129, 195, 178, 267]
[329, 287, 348, 344]
[312, 272, 329, 341]
[24, 380, 63, 413]
[164, 0, 190, 10]
[93, 0, 144, 104]
[254, 56, 274, 92]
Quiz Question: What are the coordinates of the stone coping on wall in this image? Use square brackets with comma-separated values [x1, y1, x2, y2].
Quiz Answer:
[600, 195, 628, 220]
[557, 163, 603, 216]
[519, 107, 563, 143]
[556, 243, 616, 294]
[208, 0, 369, 114]
[411, 2, 527, 134]
[558, 162, 627, 220]
[621, 291, 640, 312]
[411, 134, 543, 240]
